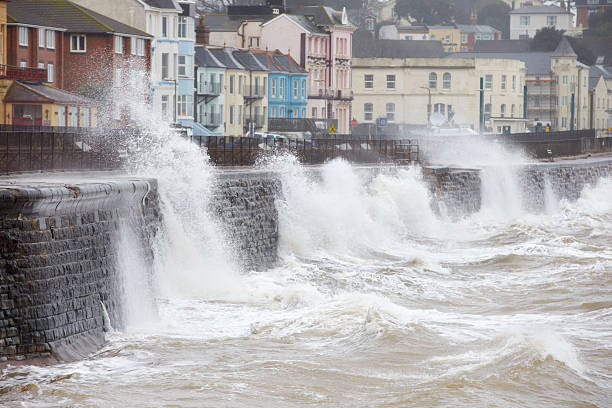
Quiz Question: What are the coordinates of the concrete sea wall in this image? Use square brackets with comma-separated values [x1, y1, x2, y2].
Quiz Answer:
[0, 178, 159, 363]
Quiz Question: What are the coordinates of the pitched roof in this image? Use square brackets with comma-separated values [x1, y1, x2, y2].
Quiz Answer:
[456, 24, 501, 34]
[202, 14, 272, 32]
[141, 0, 181, 10]
[4, 81, 93, 105]
[252, 52, 285, 73]
[552, 37, 577, 58]
[194, 46, 224, 68]
[353, 30, 445, 58]
[510, 5, 572, 14]
[292, 5, 355, 28]
[272, 53, 306, 73]
[284, 14, 325, 34]
[232, 50, 268, 71]
[447, 51, 552, 75]
[208, 48, 244, 70]
[7, 0, 151, 37]
[473, 40, 530, 53]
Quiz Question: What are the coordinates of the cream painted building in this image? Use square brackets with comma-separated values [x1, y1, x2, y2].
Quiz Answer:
[510, 5, 572, 39]
[428, 25, 461, 53]
[352, 56, 526, 133]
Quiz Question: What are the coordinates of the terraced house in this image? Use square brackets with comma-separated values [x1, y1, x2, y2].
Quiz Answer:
[7, 0, 152, 126]
[253, 51, 307, 120]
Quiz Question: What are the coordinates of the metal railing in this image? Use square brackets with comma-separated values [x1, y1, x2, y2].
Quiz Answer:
[198, 81, 221, 96]
[0, 126, 419, 173]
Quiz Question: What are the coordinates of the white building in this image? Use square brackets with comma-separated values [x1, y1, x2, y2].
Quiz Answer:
[510, 5, 573, 39]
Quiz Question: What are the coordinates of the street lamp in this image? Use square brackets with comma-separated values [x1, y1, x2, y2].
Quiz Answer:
[164, 77, 177, 124]
[420, 86, 432, 129]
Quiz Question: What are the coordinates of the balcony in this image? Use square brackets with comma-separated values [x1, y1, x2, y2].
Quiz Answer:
[0, 64, 47, 82]
[243, 85, 265, 101]
[308, 88, 334, 99]
[198, 82, 221, 96]
[243, 114, 265, 129]
[337, 89, 353, 101]
[200, 112, 222, 128]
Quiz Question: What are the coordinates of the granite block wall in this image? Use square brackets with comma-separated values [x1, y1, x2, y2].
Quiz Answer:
[212, 172, 280, 271]
[0, 179, 159, 363]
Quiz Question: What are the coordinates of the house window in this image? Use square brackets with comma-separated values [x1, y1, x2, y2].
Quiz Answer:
[386, 75, 395, 89]
[280, 78, 285, 97]
[434, 103, 445, 115]
[46, 30, 55, 49]
[70, 34, 86, 52]
[485, 74, 492, 89]
[547, 16, 557, 26]
[562, 96, 568, 106]
[294, 80, 298, 98]
[501, 104, 506, 118]
[47, 63, 54, 83]
[248, 36, 260, 48]
[443, 72, 451, 89]
[364, 74, 373, 89]
[238, 105, 242, 125]
[130, 37, 137, 55]
[161, 95, 169, 120]
[302, 79, 306, 97]
[229, 106, 234, 124]
[512, 75, 516, 90]
[520, 16, 530, 26]
[178, 17, 189, 38]
[511, 104, 515, 117]
[562, 75, 568, 84]
[271, 106, 277, 117]
[38, 62, 45, 69]
[312, 107, 317, 118]
[364, 103, 373, 121]
[138, 39, 145, 56]
[280, 107, 285, 117]
[230, 75, 234, 94]
[429, 72, 437, 89]
[177, 95, 193, 117]
[271, 78, 277, 97]
[501, 75, 506, 90]
[562, 116, 567, 128]
[162, 16, 168, 37]
[19, 27, 28, 46]
[38, 28, 45, 48]
[386, 103, 395, 121]
[461, 33, 467, 44]
[161, 53, 169, 79]
[19, 60, 26, 68]
[302, 108, 306, 118]
[81, 107, 90, 128]
[114, 36, 123, 54]
[178, 55, 192, 77]
[484, 103, 491, 120]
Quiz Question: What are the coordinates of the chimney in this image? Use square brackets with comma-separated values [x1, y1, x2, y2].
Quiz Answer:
[196, 17, 210, 45]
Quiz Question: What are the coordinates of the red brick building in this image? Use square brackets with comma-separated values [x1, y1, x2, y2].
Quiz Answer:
[576, 0, 612, 28]
[7, 0, 152, 93]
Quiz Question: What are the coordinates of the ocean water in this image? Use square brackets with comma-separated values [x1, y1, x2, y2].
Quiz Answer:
[1, 153, 611, 407]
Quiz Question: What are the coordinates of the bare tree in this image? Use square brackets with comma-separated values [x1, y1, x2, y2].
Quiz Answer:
[196, 0, 235, 14]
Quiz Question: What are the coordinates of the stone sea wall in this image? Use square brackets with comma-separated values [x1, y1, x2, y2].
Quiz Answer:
[424, 167, 482, 218]
[521, 159, 612, 211]
[212, 172, 280, 271]
[0, 179, 159, 363]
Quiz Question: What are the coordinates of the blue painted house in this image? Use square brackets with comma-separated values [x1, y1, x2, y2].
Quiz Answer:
[254, 51, 307, 119]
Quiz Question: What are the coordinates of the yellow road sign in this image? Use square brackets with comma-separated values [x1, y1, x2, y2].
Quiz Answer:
[329, 125, 336, 134]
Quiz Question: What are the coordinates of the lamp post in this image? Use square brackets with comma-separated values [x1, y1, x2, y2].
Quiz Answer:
[164, 77, 177, 124]
[420, 86, 432, 129]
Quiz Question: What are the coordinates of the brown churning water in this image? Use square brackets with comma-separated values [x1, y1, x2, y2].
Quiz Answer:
[1, 156, 611, 407]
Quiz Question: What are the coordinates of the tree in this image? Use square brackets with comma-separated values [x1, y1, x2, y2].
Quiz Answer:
[395, 0, 454, 25]
[588, 8, 612, 37]
[477, 0, 510, 39]
[530, 27, 564, 51]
